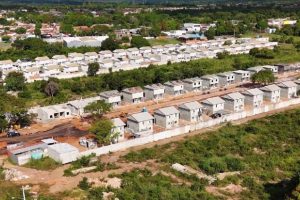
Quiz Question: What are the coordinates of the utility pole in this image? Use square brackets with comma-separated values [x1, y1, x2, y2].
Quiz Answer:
[22, 186, 26, 200]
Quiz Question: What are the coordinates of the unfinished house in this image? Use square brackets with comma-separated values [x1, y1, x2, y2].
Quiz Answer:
[217, 72, 236, 87]
[182, 77, 202, 92]
[178, 101, 203, 122]
[111, 118, 126, 142]
[260, 84, 281, 103]
[241, 88, 264, 108]
[201, 97, 225, 114]
[99, 90, 122, 108]
[144, 84, 165, 100]
[154, 106, 180, 129]
[122, 87, 144, 104]
[164, 81, 184, 96]
[277, 81, 297, 99]
[201, 75, 219, 90]
[36, 104, 72, 123]
[8, 143, 48, 165]
[233, 70, 250, 83]
[67, 97, 100, 116]
[221, 92, 245, 112]
[127, 112, 154, 136]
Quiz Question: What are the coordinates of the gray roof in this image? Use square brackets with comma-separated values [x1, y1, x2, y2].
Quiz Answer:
[122, 87, 143, 94]
[277, 81, 297, 88]
[164, 80, 184, 87]
[178, 101, 202, 111]
[127, 112, 154, 123]
[241, 88, 264, 96]
[9, 143, 47, 155]
[201, 74, 218, 80]
[247, 66, 264, 71]
[294, 79, 300, 85]
[233, 70, 249, 75]
[217, 71, 235, 77]
[202, 97, 225, 105]
[48, 143, 79, 154]
[155, 106, 179, 116]
[99, 90, 121, 98]
[182, 77, 202, 83]
[112, 118, 125, 127]
[222, 92, 245, 100]
[260, 84, 281, 92]
[144, 84, 165, 90]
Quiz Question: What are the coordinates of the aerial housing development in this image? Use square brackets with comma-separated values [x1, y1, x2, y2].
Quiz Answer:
[1, 1, 300, 199]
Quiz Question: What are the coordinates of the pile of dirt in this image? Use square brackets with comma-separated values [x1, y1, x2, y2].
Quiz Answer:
[88, 177, 122, 189]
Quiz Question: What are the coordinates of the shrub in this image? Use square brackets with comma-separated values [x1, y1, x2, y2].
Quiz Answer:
[78, 177, 90, 190]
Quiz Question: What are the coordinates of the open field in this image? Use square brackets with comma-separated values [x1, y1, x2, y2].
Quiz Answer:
[148, 38, 180, 46]
[0, 42, 11, 51]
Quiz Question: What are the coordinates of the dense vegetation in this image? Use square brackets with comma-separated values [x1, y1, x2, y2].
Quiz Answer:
[123, 108, 300, 199]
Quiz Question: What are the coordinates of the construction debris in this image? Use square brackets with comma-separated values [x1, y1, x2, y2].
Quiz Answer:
[88, 177, 122, 189]
[4, 168, 29, 181]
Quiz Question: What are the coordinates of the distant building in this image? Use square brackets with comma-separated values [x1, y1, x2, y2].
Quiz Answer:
[144, 84, 165, 100]
[63, 36, 109, 48]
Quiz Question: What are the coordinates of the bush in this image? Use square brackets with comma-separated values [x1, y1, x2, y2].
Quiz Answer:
[78, 177, 90, 190]
[24, 157, 60, 171]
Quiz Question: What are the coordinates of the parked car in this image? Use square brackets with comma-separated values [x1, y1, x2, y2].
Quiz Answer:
[7, 131, 20, 138]
[211, 113, 222, 119]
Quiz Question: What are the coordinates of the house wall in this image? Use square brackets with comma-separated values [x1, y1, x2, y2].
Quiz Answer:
[112, 126, 125, 141]
[263, 90, 281, 103]
[155, 113, 179, 129]
[127, 120, 153, 135]
[280, 87, 297, 99]
[179, 108, 201, 122]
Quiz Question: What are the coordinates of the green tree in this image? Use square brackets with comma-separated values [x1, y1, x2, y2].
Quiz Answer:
[78, 177, 90, 190]
[0, 117, 8, 132]
[204, 27, 215, 40]
[87, 187, 104, 200]
[131, 36, 150, 48]
[5, 71, 26, 91]
[256, 20, 268, 32]
[100, 38, 120, 51]
[251, 70, 276, 85]
[60, 23, 74, 35]
[217, 51, 230, 59]
[44, 81, 59, 98]
[89, 119, 114, 145]
[15, 27, 26, 34]
[84, 100, 111, 117]
[1, 35, 11, 43]
[87, 62, 100, 77]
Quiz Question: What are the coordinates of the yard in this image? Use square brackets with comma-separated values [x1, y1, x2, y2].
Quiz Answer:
[148, 37, 180, 46]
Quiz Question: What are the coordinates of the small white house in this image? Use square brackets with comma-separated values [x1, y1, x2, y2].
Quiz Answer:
[260, 84, 281, 103]
[139, 46, 152, 56]
[68, 52, 85, 62]
[43, 64, 61, 77]
[247, 66, 265, 75]
[263, 65, 278, 73]
[277, 81, 297, 99]
[48, 143, 79, 164]
[154, 106, 180, 129]
[178, 101, 203, 122]
[113, 49, 127, 58]
[127, 47, 141, 57]
[182, 77, 202, 92]
[164, 81, 184, 96]
[201, 75, 219, 90]
[0, 60, 14, 71]
[52, 55, 68, 64]
[63, 63, 80, 73]
[127, 112, 154, 136]
[221, 92, 245, 112]
[217, 72, 235, 87]
[122, 87, 144, 104]
[35, 104, 72, 123]
[233, 70, 250, 83]
[111, 118, 126, 142]
[241, 88, 264, 108]
[99, 90, 122, 108]
[202, 97, 225, 114]
[99, 50, 113, 59]
[99, 59, 114, 69]
[144, 84, 165, 100]
[84, 52, 99, 62]
[35, 56, 51, 66]
[67, 97, 100, 116]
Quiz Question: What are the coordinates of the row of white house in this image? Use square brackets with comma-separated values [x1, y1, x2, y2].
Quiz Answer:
[31, 64, 281, 123]
[0, 37, 277, 82]
[111, 80, 300, 140]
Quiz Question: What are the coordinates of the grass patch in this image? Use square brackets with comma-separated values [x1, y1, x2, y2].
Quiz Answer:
[23, 157, 60, 171]
[148, 38, 180, 46]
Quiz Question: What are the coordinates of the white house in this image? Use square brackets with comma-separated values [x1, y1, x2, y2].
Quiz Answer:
[127, 47, 141, 57]
[217, 72, 235, 87]
[182, 77, 202, 92]
[99, 50, 113, 59]
[263, 65, 278, 73]
[67, 97, 100, 116]
[99, 90, 122, 108]
[0, 60, 14, 71]
[113, 49, 127, 58]
[99, 59, 114, 69]
[277, 81, 297, 99]
[35, 104, 72, 123]
[154, 106, 180, 129]
[63, 63, 80, 73]
[151, 45, 164, 54]
[48, 143, 79, 164]
[233, 70, 250, 83]
[144, 84, 165, 100]
[139, 46, 152, 56]
[201, 75, 219, 90]
[164, 81, 184, 96]
[23, 67, 41, 80]
[178, 101, 202, 122]
[241, 88, 264, 108]
[183, 23, 201, 32]
[35, 56, 51, 66]
[247, 66, 265, 75]
[52, 55, 68, 64]
[127, 112, 154, 136]
[260, 84, 281, 103]
[221, 92, 245, 112]
[111, 118, 126, 142]
[202, 97, 225, 114]
[68, 52, 84, 62]
[122, 87, 144, 104]
[43, 64, 61, 77]
[84, 52, 99, 62]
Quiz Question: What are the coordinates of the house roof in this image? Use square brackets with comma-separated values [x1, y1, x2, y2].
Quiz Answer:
[127, 112, 154, 122]
[202, 97, 225, 105]
[52, 55, 67, 59]
[201, 74, 218, 80]
[46, 64, 61, 70]
[164, 80, 183, 87]
[222, 92, 245, 100]
[99, 90, 120, 98]
[260, 84, 281, 92]
[217, 71, 235, 77]
[35, 56, 49, 61]
[144, 83, 165, 90]
[277, 81, 297, 88]
[182, 77, 202, 83]
[112, 118, 125, 127]
[179, 101, 202, 111]
[84, 52, 98, 56]
[242, 88, 264, 96]
[122, 87, 143, 94]
[233, 70, 249, 75]
[0, 60, 13, 65]
[154, 106, 179, 116]
[41, 138, 58, 144]
[68, 52, 84, 58]
[48, 143, 79, 154]
[9, 143, 47, 155]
